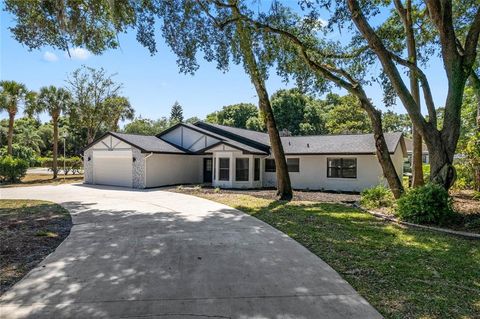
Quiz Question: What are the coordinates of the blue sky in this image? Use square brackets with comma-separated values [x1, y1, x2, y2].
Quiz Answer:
[0, 5, 448, 127]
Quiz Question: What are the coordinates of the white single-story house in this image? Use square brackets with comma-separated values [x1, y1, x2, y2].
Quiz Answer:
[404, 138, 429, 164]
[83, 122, 406, 192]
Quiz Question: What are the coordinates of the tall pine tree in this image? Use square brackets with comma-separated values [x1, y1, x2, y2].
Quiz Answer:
[170, 101, 184, 124]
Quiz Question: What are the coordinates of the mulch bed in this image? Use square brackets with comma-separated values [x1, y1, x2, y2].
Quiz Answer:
[0, 200, 72, 295]
[167, 185, 360, 203]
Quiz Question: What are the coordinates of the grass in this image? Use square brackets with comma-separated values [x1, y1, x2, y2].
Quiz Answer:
[0, 200, 72, 295]
[0, 173, 83, 188]
[193, 192, 480, 319]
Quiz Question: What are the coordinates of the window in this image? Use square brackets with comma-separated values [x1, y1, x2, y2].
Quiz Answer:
[219, 158, 230, 181]
[327, 158, 357, 178]
[254, 158, 260, 181]
[235, 158, 249, 181]
[265, 159, 276, 172]
[287, 158, 300, 172]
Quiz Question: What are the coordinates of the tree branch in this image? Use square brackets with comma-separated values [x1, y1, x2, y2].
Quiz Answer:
[388, 52, 437, 127]
[347, 0, 429, 136]
[464, 6, 480, 68]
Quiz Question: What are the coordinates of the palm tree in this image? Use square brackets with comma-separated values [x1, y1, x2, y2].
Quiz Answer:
[103, 96, 134, 131]
[28, 86, 72, 178]
[0, 81, 32, 155]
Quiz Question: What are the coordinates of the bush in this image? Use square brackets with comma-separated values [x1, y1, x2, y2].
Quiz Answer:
[0, 144, 37, 167]
[422, 164, 430, 180]
[0, 156, 29, 183]
[40, 156, 83, 175]
[396, 183, 458, 226]
[360, 185, 394, 209]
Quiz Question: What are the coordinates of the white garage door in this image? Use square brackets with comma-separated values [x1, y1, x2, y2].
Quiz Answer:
[93, 150, 133, 187]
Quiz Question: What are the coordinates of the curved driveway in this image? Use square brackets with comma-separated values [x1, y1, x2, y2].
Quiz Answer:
[0, 184, 381, 318]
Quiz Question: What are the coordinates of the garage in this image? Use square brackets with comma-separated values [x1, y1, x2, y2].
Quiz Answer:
[93, 150, 133, 187]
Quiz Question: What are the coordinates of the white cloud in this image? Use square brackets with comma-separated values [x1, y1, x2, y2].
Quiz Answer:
[43, 51, 58, 62]
[66, 47, 92, 60]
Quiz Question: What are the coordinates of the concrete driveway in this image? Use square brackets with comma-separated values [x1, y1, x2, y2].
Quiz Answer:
[0, 184, 381, 319]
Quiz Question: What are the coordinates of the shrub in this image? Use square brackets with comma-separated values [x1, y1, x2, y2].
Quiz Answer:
[360, 185, 394, 209]
[396, 183, 458, 226]
[40, 156, 83, 175]
[422, 164, 430, 180]
[0, 144, 37, 167]
[0, 156, 29, 183]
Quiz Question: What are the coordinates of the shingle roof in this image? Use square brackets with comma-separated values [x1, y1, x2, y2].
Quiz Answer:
[194, 122, 403, 155]
[110, 132, 186, 153]
[87, 123, 404, 156]
[196, 122, 271, 146]
[280, 132, 403, 154]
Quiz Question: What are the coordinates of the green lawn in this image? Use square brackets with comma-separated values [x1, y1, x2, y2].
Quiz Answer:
[193, 193, 480, 319]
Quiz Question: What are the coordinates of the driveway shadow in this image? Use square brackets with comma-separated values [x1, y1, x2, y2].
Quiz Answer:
[0, 196, 380, 319]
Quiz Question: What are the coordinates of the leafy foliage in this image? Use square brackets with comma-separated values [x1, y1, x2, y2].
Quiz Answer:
[0, 156, 28, 182]
[396, 184, 458, 226]
[382, 110, 412, 136]
[271, 89, 326, 135]
[123, 118, 170, 135]
[206, 103, 258, 129]
[0, 144, 37, 167]
[103, 96, 134, 131]
[360, 185, 394, 209]
[324, 94, 371, 134]
[66, 66, 123, 143]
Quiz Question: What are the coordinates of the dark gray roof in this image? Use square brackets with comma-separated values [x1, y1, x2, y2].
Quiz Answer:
[194, 122, 404, 155]
[87, 124, 404, 156]
[182, 123, 268, 154]
[280, 132, 404, 154]
[196, 122, 271, 146]
[110, 132, 186, 153]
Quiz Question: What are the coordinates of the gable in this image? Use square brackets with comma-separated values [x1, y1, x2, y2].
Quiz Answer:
[91, 135, 133, 151]
[160, 125, 220, 152]
[205, 143, 243, 153]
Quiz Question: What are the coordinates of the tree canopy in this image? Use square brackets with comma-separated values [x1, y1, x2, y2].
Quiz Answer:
[206, 103, 258, 129]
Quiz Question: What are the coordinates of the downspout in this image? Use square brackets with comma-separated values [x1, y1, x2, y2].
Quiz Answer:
[144, 152, 154, 188]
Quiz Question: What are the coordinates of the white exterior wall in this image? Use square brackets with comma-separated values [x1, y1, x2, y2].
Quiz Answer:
[263, 147, 405, 192]
[210, 146, 264, 189]
[145, 154, 203, 188]
[84, 135, 145, 188]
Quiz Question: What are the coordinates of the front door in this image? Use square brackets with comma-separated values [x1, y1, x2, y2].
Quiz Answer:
[203, 158, 213, 183]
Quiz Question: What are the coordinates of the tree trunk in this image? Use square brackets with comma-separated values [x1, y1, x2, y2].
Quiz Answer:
[232, 6, 292, 200]
[7, 111, 15, 155]
[406, 4, 424, 187]
[360, 100, 404, 198]
[347, 0, 467, 190]
[425, 134, 456, 189]
[469, 73, 480, 190]
[52, 117, 59, 179]
[395, 0, 424, 187]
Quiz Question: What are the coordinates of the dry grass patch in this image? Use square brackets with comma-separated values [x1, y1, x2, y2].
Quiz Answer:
[0, 200, 72, 295]
[0, 174, 83, 188]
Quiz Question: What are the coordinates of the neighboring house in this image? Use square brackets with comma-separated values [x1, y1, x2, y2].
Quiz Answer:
[83, 122, 406, 192]
[404, 138, 429, 165]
